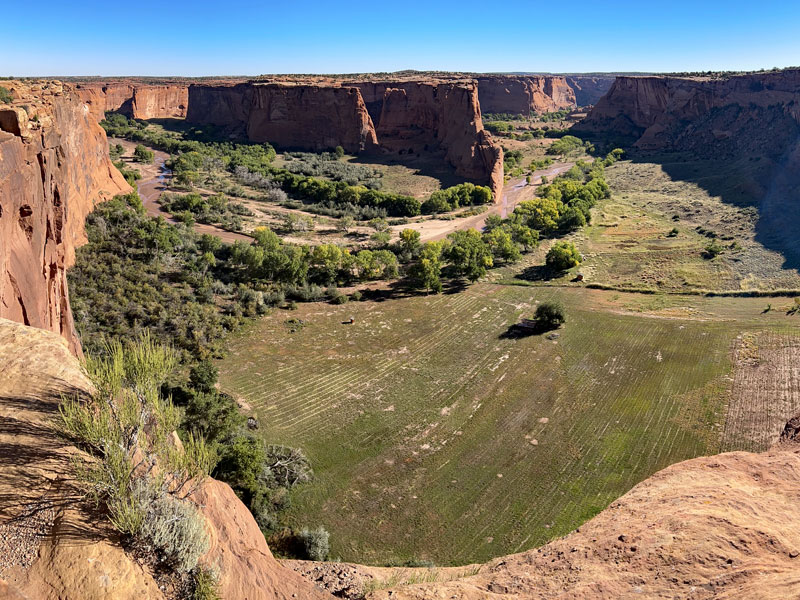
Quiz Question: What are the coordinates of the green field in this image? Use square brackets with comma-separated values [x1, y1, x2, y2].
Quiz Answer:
[218, 281, 799, 565]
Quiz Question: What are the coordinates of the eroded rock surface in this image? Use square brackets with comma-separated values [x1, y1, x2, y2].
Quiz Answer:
[0, 317, 333, 600]
[476, 75, 575, 115]
[0, 80, 129, 354]
[75, 82, 189, 121]
[368, 446, 800, 599]
[578, 70, 800, 153]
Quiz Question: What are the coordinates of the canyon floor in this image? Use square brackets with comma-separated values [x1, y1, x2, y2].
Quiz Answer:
[216, 155, 800, 566]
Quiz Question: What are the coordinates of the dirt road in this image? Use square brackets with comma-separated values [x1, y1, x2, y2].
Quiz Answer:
[392, 162, 574, 243]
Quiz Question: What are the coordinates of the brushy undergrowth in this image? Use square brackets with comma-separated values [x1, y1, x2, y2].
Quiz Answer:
[58, 332, 216, 574]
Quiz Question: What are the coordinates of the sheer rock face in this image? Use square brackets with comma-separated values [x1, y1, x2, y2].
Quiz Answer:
[578, 70, 800, 153]
[564, 75, 616, 107]
[476, 76, 576, 115]
[0, 81, 129, 355]
[75, 82, 188, 121]
[187, 80, 504, 199]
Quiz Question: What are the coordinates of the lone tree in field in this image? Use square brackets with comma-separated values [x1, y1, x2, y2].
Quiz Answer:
[546, 241, 581, 271]
[535, 301, 566, 330]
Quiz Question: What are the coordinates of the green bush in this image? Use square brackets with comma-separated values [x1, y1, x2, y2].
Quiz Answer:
[534, 301, 566, 330]
[299, 526, 330, 561]
[133, 144, 155, 163]
[546, 241, 582, 271]
[192, 568, 221, 600]
[0, 86, 12, 104]
[57, 334, 215, 573]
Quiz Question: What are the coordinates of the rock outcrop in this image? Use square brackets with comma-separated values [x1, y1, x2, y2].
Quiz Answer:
[577, 70, 800, 154]
[564, 75, 616, 107]
[0, 317, 333, 600]
[369, 444, 800, 599]
[188, 79, 504, 199]
[476, 75, 576, 115]
[75, 82, 188, 121]
[187, 82, 379, 153]
[0, 80, 129, 355]
[355, 80, 503, 196]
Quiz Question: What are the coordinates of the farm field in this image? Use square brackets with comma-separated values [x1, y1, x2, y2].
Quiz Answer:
[218, 282, 800, 565]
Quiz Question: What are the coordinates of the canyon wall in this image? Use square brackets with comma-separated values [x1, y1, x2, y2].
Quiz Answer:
[578, 70, 800, 154]
[0, 80, 129, 354]
[187, 82, 378, 153]
[476, 75, 576, 115]
[188, 80, 504, 198]
[564, 75, 616, 106]
[75, 82, 188, 121]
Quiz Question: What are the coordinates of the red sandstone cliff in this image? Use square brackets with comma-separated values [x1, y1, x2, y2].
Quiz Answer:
[0, 80, 129, 355]
[187, 82, 379, 153]
[366, 80, 504, 197]
[75, 82, 188, 121]
[188, 80, 504, 199]
[476, 76, 576, 115]
[578, 70, 800, 153]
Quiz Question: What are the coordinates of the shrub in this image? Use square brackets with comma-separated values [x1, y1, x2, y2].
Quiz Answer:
[141, 489, 210, 572]
[0, 86, 12, 104]
[546, 242, 581, 271]
[534, 301, 566, 330]
[57, 334, 215, 572]
[133, 144, 155, 163]
[350, 290, 363, 302]
[704, 239, 724, 259]
[299, 526, 330, 561]
[192, 568, 221, 600]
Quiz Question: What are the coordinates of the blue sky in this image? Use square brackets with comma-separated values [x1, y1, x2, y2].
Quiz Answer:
[4, 0, 800, 76]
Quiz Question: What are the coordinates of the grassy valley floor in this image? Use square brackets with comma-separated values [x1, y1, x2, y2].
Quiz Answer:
[218, 283, 800, 565]
[217, 157, 800, 565]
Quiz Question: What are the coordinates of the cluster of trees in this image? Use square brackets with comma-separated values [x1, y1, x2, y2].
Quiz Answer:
[101, 113, 492, 221]
[227, 227, 399, 287]
[546, 135, 590, 156]
[504, 149, 525, 175]
[159, 192, 252, 231]
[282, 150, 382, 188]
[133, 144, 154, 163]
[269, 170, 422, 217]
[69, 191, 326, 548]
[421, 183, 493, 214]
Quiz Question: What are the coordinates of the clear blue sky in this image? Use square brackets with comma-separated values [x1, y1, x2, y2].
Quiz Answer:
[5, 0, 800, 76]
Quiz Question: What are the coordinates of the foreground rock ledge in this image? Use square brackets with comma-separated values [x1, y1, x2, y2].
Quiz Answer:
[0, 318, 331, 600]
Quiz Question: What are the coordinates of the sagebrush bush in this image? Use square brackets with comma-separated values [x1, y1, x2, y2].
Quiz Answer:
[141, 489, 210, 573]
[299, 526, 330, 561]
[192, 567, 221, 600]
[57, 334, 215, 571]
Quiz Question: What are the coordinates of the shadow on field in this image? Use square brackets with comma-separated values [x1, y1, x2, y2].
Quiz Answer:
[499, 322, 560, 339]
[573, 119, 800, 272]
[518, 265, 560, 282]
